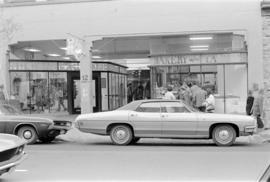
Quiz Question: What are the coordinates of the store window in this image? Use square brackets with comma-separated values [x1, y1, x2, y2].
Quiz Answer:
[10, 71, 68, 114]
[10, 72, 31, 111]
[49, 72, 67, 112]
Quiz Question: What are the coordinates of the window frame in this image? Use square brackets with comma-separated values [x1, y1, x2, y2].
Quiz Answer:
[135, 102, 161, 113]
[160, 101, 191, 113]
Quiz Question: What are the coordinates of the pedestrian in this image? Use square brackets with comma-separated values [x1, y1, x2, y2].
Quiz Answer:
[164, 86, 176, 100]
[134, 82, 144, 100]
[127, 83, 133, 103]
[0, 84, 6, 103]
[246, 90, 254, 116]
[56, 87, 67, 111]
[251, 89, 264, 129]
[203, 88, 215, 113]
[178, 83, 192, 105]
[192, 87, 207, 112]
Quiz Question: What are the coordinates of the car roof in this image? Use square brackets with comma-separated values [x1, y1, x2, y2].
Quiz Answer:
[117, 99, 184, 111]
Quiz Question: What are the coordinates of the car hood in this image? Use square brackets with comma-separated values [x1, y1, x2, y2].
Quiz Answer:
[0, 114, 53, 124]
[0, 134, 26, 152]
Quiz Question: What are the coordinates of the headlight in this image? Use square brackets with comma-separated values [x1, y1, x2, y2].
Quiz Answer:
[66, 122, 72, 127]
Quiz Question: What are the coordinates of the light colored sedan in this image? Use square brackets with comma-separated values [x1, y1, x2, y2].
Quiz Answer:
[0, 134, 27, 176]
[75, 100, 257, 146]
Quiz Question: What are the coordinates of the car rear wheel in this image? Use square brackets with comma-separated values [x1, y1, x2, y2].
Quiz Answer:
[39, 136, 56, 143]
[110, 125, 133, 145]
[17, 126, 38, 144]
[212, 125, 236, 146]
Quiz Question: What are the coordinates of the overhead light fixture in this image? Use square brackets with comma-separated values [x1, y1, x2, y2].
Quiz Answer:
[24, 47, 41, 52]
[92, 55, 101, 59]
[189, 36, 213, 40]
[60, 47, 68, 51]
[190, 45, 209, 48]
[92, 49, 100, 52]
[191, 48, 209, 51]
[47, 53, 60, 57]
[62, 56, 71, 60]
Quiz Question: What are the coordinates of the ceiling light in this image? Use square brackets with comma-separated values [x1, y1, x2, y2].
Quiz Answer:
[92, 49, 100, 52]
[189, 36, 213, 40]
[191, 48, 209, 51]
[47, 53, 60, 57]
[62, 57, 71, 60]
[23, 48, 41, 52]
[60, 47, 67, 51]
[92, 56, 101, 59]
[190, 45, 209, 48]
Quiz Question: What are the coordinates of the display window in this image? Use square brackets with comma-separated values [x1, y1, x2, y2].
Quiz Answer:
[9, 71, 68, 114]
[150, 63, 247, 114]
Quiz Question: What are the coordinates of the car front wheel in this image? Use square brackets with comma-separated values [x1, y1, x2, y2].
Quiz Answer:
[212, 125, 236, 146]
[17, 126, 38, 144]
[110, 125, 133, 145]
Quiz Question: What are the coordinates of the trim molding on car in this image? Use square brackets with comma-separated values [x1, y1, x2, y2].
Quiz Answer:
[259, 165, 270, 182]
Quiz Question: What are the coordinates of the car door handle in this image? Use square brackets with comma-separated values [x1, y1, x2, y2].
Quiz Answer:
[161, 114, 168, 117]
[130, 114, 137, 117]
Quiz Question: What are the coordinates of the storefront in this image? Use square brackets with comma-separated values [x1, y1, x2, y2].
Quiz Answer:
[149, 53, 248, 114]
[9, 60, 127, 114]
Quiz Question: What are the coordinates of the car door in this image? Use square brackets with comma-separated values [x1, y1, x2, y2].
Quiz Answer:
[129, 102, 162, 137]
[160, 101, 198, 138]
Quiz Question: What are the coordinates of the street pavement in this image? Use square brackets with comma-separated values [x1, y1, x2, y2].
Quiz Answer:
[2, 113, 270, 182]
[1, 135, 270, 182]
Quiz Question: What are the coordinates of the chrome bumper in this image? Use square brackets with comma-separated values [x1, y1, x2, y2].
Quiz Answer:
[0, 152, 27, 173]
[244, 125, 257, 133]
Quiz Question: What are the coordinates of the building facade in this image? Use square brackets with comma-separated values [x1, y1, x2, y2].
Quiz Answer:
[0, 0, 266, 117]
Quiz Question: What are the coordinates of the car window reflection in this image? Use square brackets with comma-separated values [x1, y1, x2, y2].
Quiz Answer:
[160, 102, 190, 113]
[136, 102, 161, 113]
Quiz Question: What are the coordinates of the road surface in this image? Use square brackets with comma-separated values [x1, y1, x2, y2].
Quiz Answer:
[1, 136, 270, 182]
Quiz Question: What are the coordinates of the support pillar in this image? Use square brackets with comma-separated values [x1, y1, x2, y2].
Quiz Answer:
[79, 40, 93, 114]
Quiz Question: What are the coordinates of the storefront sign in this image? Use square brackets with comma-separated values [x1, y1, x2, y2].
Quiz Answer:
[9, 62, 58, 70]
[151, 53, 247, 66]
[58, 62, 80, 71]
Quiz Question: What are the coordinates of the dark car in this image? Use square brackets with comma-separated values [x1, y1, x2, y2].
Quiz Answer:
[0, 104, 72, 144]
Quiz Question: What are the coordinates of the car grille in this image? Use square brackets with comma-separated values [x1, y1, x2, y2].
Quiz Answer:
[0, 145, 24, 162]
[53, 120, 70, 126]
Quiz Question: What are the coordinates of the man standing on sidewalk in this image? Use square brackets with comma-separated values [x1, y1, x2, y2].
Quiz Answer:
[252, 89, 265, 130]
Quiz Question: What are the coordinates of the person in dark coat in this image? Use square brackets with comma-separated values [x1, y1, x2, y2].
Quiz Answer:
[246, 90, 254, 116]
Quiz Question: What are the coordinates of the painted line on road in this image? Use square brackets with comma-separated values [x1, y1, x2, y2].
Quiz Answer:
[15, 169, 28, 172]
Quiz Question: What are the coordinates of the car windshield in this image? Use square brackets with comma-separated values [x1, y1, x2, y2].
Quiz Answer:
[0, 105, 20, 115]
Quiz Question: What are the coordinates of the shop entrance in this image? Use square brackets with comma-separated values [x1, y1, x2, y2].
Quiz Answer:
[67, 72, 102, 114]
[67, 72, 80, 114]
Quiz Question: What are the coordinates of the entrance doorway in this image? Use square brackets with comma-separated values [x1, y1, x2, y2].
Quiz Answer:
[67, 72, 80, 114]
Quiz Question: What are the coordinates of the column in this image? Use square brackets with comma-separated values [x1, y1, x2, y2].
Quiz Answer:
[0, 33, 9, 100]
[79, 39, 93, 114]
[262, 10, 270, 128]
